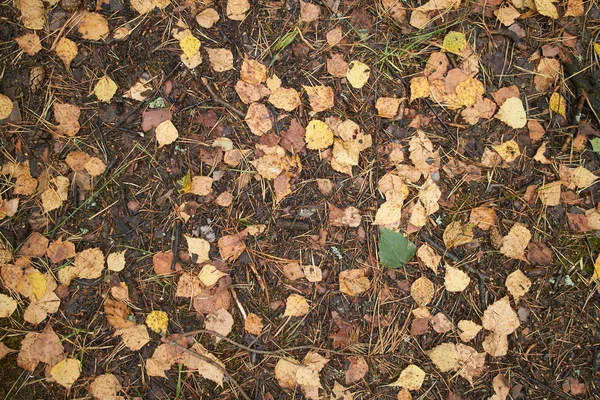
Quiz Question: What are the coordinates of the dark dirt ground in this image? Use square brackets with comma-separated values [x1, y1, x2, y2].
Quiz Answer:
[1, 0, 600, 399]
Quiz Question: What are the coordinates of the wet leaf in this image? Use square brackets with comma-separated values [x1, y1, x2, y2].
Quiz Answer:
[339, 269, 371, 296]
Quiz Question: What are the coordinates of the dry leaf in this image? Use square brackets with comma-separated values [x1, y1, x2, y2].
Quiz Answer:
[549, 92, 567, 118]
[417, 244, 440, 274]
[493, 140, 521, 162]
[426, 343, 458, 372]
[185, 235, 210, 263]
[218, 232, 247, 262]
[303, 85, 334, 112]
[390, 364, 425, 391]
[50, 358, 81, 389]
[376, 97, 402, 118]
[206, 48, 234, 72]
[198, 264, 227, 287]
[431, 312, 454, 333]
[443, 221, 475, 249]
[345, 356, 368, 384]
[455, 343, 486, 385]
[469, 206, 497, 231]
[327, 53, 349, 77]
[54, 103, 81, 137]
[77, 12, 110, 41]
[179, 34, 201, 59]
[500, 223, 531, 261]
[114, 324, 150, 350]
[535, 0, 558, 19]
[565, 0, 584, 17]
[227, 0, 250, 20]
[15, 0, 46, 30]
[495, 5, 520, 26]
[494, 97, 527, 128]
[74, 247, 105, 279]
[444, 264, 471, 292]
[537, 181, 561, 206]
[0, 293, 17, 318]
[303, 265, 323, 282]
[87, 374, 122, 400]
[94, 76, 118, 103]
[268, 82, 301, 111]
[155, 120, 178, 147]
[300, 1, 320, 22]
[85, 157, 106, 176]
[240, 57, 267, 85]
[346, 61, 370, 89]
[18, 232, 49, 257]
[326, 27, 343, 46]
[245, 312, 264, 335]
[46, 239, 76, 264]
[490, 373, 510, 399]
[409, 130, 440, 175]
[0, 94, 14, 120]
[305, 120, 334, 150]
[339, 269, 371, 296]
[505, 269, 531, 302]
[483, 331, 509, 357]
[283, 294, 310, 317]
[458, 320, 482, 342]
[482, 296, 520, 335]
[17, 324, 64, 372]
[16, 33, 42, 56]
[196, 8, 220, 28]
[534, 58, 560, 92]
[410, 276, 434, 306]
[245, 103, 273, 136]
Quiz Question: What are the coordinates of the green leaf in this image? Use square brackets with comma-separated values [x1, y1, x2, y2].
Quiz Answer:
[378, 228, 416, 269]
[590, 137, 600, 153]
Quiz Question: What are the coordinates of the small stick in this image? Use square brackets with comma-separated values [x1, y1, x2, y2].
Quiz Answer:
[171, 220, 182, 271]
[200, 78, 245, 119]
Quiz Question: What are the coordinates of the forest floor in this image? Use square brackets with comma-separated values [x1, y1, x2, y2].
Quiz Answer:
[0, 0, 599, 399]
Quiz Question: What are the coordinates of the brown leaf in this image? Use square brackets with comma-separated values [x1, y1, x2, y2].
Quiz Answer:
[245, 312, 264, 336]
[18, 232, 48, 257]
[339, 269, 371, 296]
[74, 248, 105, 279]
[303, 85, 334, 113]
[526, 242, 553, 265]
[283, 294, 310, 317]
[153, 251, 182, 275]
[114, 324, 150, 351]
[345, 356, 368, 384]
[87, 374, 123, 399]
[410, 276, 434, 306]
[410, 317, 430, 336]
[105, 299, 136, 329]
[300, 0, 320, 22]
[327, 53, 349, 78]
[505, 269, 531, 302]
[457, 320, 482, 342]
[218, 232, 247, 262]
[245, 103, 273, 136]
[500, 223, 531, 261]
[482, 296, 519, 335]
[426, 343, 458, 372]
[430, 312, 453, 333]
[204, 308, 234, 342]
[17, 324, 64, 372]
[455, 344, 486, 385]
[469, 206, 497, 231]
[562, 377, 587, 395]
[443, 221, 475, 249]
[376, 97, 401, 118]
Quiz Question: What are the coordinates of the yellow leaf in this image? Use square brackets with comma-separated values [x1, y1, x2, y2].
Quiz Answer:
[494, 97, 527, 128]
[178, 171, 192, 193]
[305, 120, 334, 150]
[442, 31, 467, 54]
[50, 358, 81, 389]
[595, 43, 600, 58]
[549, 92, 567, 118]
[29, 271, 47, 300]
[593, 255, 600, 281]
[93, 76, 117, 103]
[0, 93, 14, 119]
[346, 61, 370, 89]
[492, 139, 521, 162]
[410, 76, 430, 102]
[179, 34, 201, 59]
[155, 120, 178, 147]
[146, 310, 169, 334]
